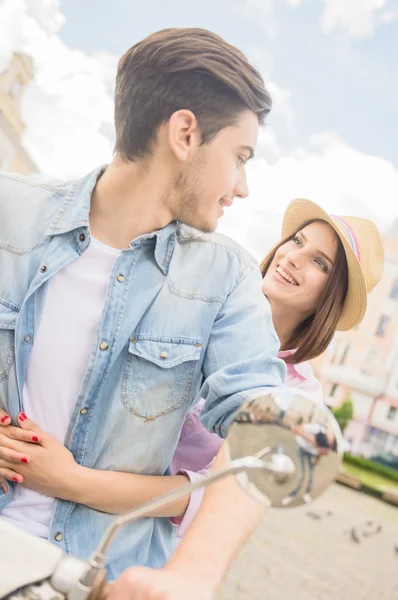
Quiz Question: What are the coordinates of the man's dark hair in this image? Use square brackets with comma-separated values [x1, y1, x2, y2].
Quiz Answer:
[114, 28, 272, 161]
[315, 431, 329, 448]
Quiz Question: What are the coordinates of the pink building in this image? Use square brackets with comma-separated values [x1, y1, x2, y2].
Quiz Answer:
[312, 222, 398, 462]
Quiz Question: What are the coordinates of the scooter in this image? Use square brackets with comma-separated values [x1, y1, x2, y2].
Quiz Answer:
[0, 389, 343, 600]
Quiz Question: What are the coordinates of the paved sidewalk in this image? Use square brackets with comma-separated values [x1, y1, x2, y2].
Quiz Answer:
[216, 483, 398, 600]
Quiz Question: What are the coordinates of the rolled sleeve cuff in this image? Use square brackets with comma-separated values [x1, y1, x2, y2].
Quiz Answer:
[169, 469, 206, 539]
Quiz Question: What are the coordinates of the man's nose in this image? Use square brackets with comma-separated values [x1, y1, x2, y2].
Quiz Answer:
[234, 172, 249, 199]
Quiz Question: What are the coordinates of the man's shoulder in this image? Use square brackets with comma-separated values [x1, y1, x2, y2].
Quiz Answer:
[0, 171, 83, 245]
[177, 225, 258, 270]
[0, 170, 78, 199]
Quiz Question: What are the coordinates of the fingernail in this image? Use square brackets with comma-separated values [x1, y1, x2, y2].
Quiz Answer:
[19, 413, 27, 422]
[21, 457, 28, 464]
[32, 435, 39, 442]
[12, 477, 19, 482]
[0, 415, 10, 423]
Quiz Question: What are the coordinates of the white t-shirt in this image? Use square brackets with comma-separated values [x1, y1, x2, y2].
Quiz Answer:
[295, 423, 325, 456]
[1, 237, 121, 537]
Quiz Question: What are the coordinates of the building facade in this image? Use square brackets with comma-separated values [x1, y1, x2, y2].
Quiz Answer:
[313, 223, 398, 462]
[0, 52, 37, 175]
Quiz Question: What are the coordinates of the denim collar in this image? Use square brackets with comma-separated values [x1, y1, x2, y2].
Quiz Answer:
[45, 165, 178, 275]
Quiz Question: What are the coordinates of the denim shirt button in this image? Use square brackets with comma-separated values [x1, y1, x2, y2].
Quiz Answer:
[99, 341, 109, 351]
[80, 407, 88, 415]
[160, 351, 168, 359]
[79, 233, 86, 242]
[117, 274, 125, 283]
[40, 265, 47, 273]
[24, 334, 32, 343]
[54, 532, 63, 542]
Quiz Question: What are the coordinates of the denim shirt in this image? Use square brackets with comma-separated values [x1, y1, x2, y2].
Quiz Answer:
[0, 166, 286, 579]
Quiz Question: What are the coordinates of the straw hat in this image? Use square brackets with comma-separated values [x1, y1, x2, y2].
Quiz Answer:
[280, 199, 384, 331]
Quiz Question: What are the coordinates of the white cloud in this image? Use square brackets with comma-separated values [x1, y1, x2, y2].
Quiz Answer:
[233, 0, 277, 36]
[218, 132, 398, 259]
[0, 0, 116, 178]
[24, 0, 65, 36]
[267, 81, 294, 128]
[235, 0, 398, 39]
[257, 81, 295, 162]
[321, 0, 398, 38]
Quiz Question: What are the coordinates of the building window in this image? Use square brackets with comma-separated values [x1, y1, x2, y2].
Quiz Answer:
[387, 407, 397, 421]
[390, 279, 398, 299]
[339, 344, 350, 365]
[361, 348, 378, 375]
[376, 315, 390, 337]
[330, 383, 338, 397]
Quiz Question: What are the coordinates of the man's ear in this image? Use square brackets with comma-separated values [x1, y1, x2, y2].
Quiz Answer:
[167, 109, 201, 162]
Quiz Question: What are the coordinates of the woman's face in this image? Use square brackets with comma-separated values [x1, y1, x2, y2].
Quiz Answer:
[262, 221, 339, 317]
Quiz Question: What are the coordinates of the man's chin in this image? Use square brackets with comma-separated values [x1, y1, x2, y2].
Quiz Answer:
[198, 221, 217, 234]
[183, 217, 217, 234]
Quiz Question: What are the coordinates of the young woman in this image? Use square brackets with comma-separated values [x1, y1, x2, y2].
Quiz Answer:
[0, 199, 384, 535]
[170, 197, 384, 534]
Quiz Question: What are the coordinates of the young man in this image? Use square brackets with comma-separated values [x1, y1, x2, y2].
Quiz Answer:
[0, 28, 285, 598]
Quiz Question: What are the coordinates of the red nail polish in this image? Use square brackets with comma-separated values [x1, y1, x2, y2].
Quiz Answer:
[12, 477, 19, 482]
[19, 413, 27, 422]
[0, 415, 9, 423]
[32, 435, 39, 442]
[21, 457, 28, 464]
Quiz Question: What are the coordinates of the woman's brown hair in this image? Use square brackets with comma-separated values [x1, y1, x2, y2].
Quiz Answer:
[259, 220, 349, 365]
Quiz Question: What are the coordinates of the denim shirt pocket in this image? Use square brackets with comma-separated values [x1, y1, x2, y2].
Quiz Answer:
[121, 336, 202, 422]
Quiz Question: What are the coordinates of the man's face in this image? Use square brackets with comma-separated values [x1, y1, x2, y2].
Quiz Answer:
[173, 110, 259, 232]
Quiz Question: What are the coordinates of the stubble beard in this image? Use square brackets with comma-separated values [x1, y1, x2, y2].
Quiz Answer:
[171, 152, 214, 233]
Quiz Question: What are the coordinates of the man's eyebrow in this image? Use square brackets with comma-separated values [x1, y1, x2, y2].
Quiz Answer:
[239, 146, 255, 160]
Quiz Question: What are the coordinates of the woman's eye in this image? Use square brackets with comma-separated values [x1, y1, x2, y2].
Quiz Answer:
[292, 236, 302, 246]
[315, 258, 327, 271]
[238, 156, 247, 166]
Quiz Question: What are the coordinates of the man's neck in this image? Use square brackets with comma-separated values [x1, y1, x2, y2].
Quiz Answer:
[89, 157, 176, 249]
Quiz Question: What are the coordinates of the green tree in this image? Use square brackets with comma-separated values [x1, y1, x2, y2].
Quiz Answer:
[332, 394, 354, 432]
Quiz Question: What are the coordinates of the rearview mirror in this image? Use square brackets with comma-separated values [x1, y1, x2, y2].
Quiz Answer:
[227, 389, 343, 507]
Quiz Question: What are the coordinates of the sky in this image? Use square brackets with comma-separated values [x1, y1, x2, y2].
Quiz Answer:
[0, 0, 397, 258]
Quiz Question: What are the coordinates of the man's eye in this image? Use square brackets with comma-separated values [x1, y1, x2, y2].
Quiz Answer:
[238, 156, 247, 165]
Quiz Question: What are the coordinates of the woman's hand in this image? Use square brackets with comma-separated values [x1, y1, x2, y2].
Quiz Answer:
[0, 412, 81, 500]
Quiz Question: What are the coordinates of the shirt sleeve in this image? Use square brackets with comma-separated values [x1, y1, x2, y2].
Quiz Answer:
[170, 461, 214, 539]
[287, 361, 324, 406]
[200, 264, 286, 437]
[171, 399, 223, 475]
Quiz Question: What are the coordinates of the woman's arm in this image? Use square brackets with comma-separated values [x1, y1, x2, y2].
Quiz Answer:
[71, 467, 191, 516]
[0, 422, 193, 516]
[290, 424, 316, 445]
[71, 402, 224, 516]
[0, 410, 220, 518]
